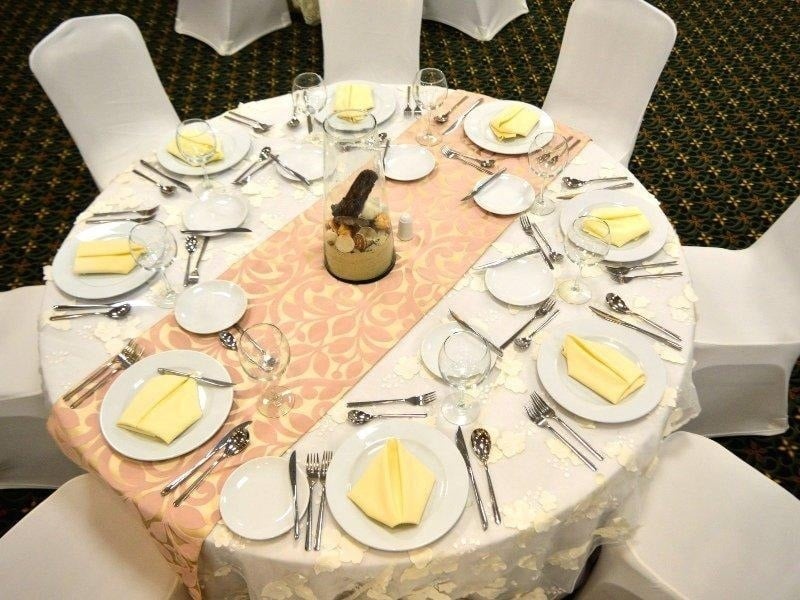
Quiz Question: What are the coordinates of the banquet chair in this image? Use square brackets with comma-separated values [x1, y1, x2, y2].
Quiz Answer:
[0, 286, 83, 489]
[319, 0, 423, 84]
[577, 432, 800, 600]
[175, 0, 291, 56]
[542, 0, 676, 166]
[29, 14, 180, 191]
[681, 195, 800, 437]
[0, 474, 189, 599]
[422, 0, 528, 41]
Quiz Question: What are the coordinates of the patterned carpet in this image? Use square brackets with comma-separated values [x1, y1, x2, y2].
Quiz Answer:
[1, 0, 797, 533]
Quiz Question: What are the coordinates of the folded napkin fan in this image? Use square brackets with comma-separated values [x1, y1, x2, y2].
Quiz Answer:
[166, 133, 224, 165]
[347, 438, 435, 528]
[117, 374, 201, 444]
[333, 83, 374, 122]
[72, 239, 145, 275]
[562, 334, 646, 404]
[585, 206, 652, 247]
[489, 104, 540, 140]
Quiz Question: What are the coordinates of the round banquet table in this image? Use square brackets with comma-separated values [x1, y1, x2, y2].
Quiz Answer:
[39, 87, 700, 599]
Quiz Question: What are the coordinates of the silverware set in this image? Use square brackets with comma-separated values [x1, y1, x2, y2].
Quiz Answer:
[603, 260, 678, 276]
[434, 95, 467, 123]
[562, 176, 629, 189]
[500, 296, 557, 349]
[441, 146, 495, 173]
[442, 98, 483, 135]
[305, 451, 333, 550]
[139, 160, 193, 192]
[449, 309, 503, 356]
[605, 293, 682, 342]
[520, 214, 554, 269]
[456, 426, 494, 530]
[347, 410, 427, 425]
[224, 111, 272, 134]
[589, 306, 683, 351]
[556, 181, 633, 200]
[85, 205, 159, 224]
[404, 86, 422, 118]
[610, 271, 683, 284]
[49, 302, 132, 321]
[233, 146, 273, 185]
[132, 169, 176, 196]
[183, 234, 209, 286]
[62, 339, 144, 408]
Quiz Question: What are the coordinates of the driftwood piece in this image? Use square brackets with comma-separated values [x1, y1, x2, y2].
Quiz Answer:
[331, 169, 378, 218]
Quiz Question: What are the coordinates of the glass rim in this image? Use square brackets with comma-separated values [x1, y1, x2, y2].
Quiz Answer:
[441, 330, 490, 361]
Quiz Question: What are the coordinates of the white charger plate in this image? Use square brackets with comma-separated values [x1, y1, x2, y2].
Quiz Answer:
[420, 322, 497, 378]
[99, 350, 234, 461]
[220, 456, 310, 540]
[537, 319, 667, 423]
[325, 421, 468, 552]
[384, 145, 435, 181]
[51, 222, 155, 300]
[485, 257, 554, 306]
[315, 81, 397, 125]
[275, 144, 324, 182]
[559, 190, 670, 263]
[174, 280, 247, 334]
[183, 189, 249, 236]
[463, 100, 554, 155]
[156, 131, 251, 176]
[473, 173, 535, 215]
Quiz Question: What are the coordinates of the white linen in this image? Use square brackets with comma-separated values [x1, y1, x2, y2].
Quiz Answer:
[423, 0, 528, 41]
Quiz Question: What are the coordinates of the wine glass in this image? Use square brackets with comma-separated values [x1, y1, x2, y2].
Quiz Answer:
[528, 132, 570, 216]
[292, 72, 327, 141]
[438, 330, 492, 425]
[558, 215, 611, 304]
[237, 323, 294, 418]
[176, 119, 218, 193]
[413, 68, 448, 146]
[129, 220, 178, 308]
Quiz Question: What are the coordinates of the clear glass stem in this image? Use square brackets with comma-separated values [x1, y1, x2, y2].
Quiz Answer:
[160, 269, 175, 296]
[201, 160, 211, 189]
[425, 107, 433, 140]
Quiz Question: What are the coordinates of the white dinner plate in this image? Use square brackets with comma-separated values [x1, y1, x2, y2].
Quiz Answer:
[420, 322, 497, 378]
[463, 100, 555, 155]
[275, 144, 324, 182]
[156, 131, 251, 176]
[473, 173, 535, 215]
[384, 144, 435, 181]
[559, 190, 670, 263]
[51, 222, 155, 300]
[183, 189, 249, 236]
[220, 456, 310, 540]
[315, 81, 397, 125]
[99, 350, 234, 461]
[485, 257, 554, 306]
[537, 319, 667, 423]
[325, 421, 468, 552]
[174, 280, 248, 334]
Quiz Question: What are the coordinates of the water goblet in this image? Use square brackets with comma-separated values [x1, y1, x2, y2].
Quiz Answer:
[176, 119, 218, 193]
[528, 132, 570, 216]
[438, 330, 492, 425]
[558, 215, 611, 304]
[413, 68, 448, 146]
[292, 72, 327, 142]
[237, 323, 295, 418]
[129, 220, 178, 308]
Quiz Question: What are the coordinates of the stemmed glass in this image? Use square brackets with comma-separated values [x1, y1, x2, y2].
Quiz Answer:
[438, 330, 492, 425]
[176, 119, 218, 195]
[128, 220, 178, 308]
[413, 68, 448, 146]
[237, 323, 295, 418]
[558, 215, 611, 304]
[528, 132, 570, 216]
[292, 72, 327, 142]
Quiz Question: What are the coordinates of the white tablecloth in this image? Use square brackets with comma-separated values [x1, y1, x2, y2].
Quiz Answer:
[39, 88, 699, 599]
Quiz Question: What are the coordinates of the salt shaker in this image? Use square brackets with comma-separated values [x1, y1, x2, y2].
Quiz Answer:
[397, 212, 413, 241]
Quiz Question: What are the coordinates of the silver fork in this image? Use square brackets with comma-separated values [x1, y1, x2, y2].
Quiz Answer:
[441, 147, 493, 174]
[61, 339, 137, 403]
[69, 343, 144, 408]
[404, 86, 413, 117]
[186, 236, 209, 286]
[346, 391, 436, 408]
[500, 297, 555, 349]
[85, 215, 156, 224]
[520, 215, 554, 270]
[530, 221, 563, 263]
[90, 206, 158, 218]
[313, 451, 332, 551]
[441, 145, 495, 169]
[524, 401, 596, 471]
[304, 453, 319, 551]
[612, 272, 683, 284]
[530, 391, 603, 461]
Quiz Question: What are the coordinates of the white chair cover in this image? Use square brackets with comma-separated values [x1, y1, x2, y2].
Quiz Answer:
[682, 196, 800, 437]
[29, 14, 180, 191]
[542, 0, 676, 166]
[319, 0, 423, 84]
[422, 0, 528, 41]
[175, 0, 291, 56]
[577, 432, 800, 600]
[0, 475, 188, 599]
[0, 286, 82, 489]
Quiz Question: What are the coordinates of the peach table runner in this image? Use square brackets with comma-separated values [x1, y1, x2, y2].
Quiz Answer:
[48, 95, 588, 598]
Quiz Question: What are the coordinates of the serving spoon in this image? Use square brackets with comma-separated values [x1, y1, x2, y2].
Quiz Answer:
[50, 303, 132, 321]
[605, 293, 682, 341]
[471, 429, 501, 524]
[347, 410, 427, 425]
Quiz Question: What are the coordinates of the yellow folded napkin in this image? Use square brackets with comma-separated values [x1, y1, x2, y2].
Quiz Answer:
[489, 105, 540, 140]
[585, 206, 651, 247]
[117, 374, 201, 444]
[347, 438, 435, 528]
[333, 83, 374, 122]
[72, 239, 145, 275]
[562, 334, 646, 404]
[166, 133, 223, 164]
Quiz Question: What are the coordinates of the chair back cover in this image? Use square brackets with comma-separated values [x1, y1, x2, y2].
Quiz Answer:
[29, 14, 179, 190]
[422, 0, 528, 41]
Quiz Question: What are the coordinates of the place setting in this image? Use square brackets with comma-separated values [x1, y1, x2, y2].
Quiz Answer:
[156, 118, 251, 179]
[463, 98, 555, 155]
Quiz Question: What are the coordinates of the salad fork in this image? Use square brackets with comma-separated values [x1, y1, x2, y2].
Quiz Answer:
[313, 451, 333, 551]
[304, 453, 319, 551]
[524, 400, 596, 471]
[69, 343, 144, 408]
[529, 391, 603, 461]
[346, 391, 436, 408]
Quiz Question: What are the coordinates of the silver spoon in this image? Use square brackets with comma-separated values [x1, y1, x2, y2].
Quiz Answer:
[434, 95, 468, 123]
[287, 105, 300, 129]
[347, 410, 427, 425]
[605, 293, 682, 341]
[132, 169, 176, 196]
[183, 235, 197, 287]
[50, 303, 132, 321]
[174, 432, 250, 507]
[219, 330, 237, 350]
[530, 220, 563, 263]
[561, 176, 629, 189]
[603, 261, 679, 275]
[471, 428, 501, 524]
[514, 309, 560, 350]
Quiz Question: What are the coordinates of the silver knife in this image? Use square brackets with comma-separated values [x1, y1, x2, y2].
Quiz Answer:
[449, 309, 503, 357]
[473, 248, 540, 270]
[139, 160, 193, 192]
[442, 98, 484, 135]
[267, 150, 311, 187]
[157, 367, 235, 387]
[557, 182, 633, 200]
[289, 450, 299, 539]
[234, 157, 274, 185]
[179, 227, 252, 234]
[456, 427, 488, 531]
[461, 167, 507, 202]
[588, 306, 683, 351]
[161, 421, 252, 495]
